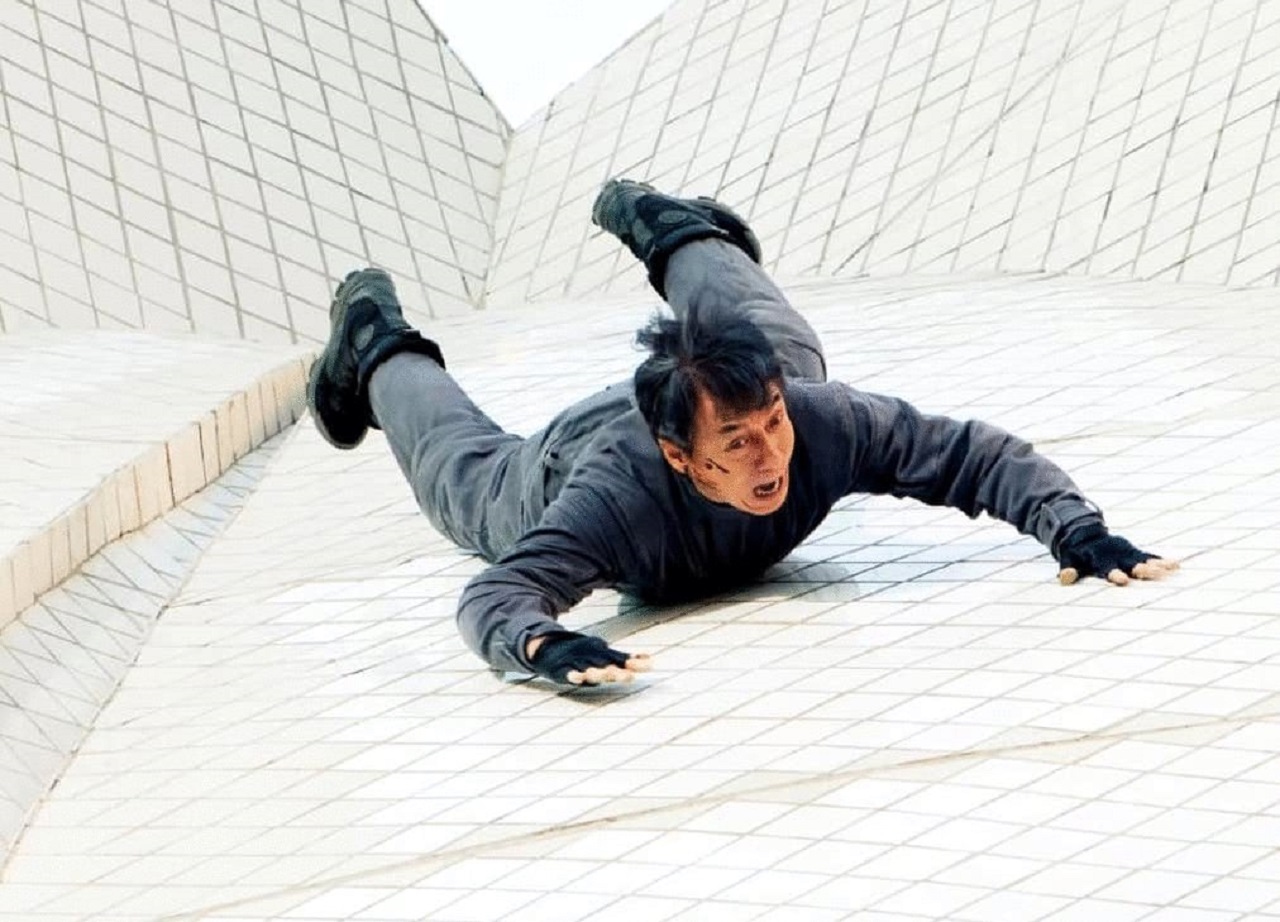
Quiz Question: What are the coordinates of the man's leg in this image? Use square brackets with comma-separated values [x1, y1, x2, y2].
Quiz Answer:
[307, 269, 541, 562]
[663, 239, 826, 382]
[368, 353, 543, 562]
[591, 179, 827, 382]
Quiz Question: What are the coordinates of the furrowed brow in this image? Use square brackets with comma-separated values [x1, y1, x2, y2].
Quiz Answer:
[717, 392, 783, 434]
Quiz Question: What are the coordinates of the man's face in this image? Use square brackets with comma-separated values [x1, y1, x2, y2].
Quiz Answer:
[660, 383, 795, 515]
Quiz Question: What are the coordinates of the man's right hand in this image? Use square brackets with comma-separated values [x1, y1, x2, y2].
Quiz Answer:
[526, 631, 652, 686]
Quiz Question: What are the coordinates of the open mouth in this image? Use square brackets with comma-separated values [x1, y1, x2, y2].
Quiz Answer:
[753, 477, 783, 500]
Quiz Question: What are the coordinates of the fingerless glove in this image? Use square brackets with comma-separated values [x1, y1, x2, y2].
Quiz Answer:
[530, 631, 632, 684]
[1055, 522, 1157, 579]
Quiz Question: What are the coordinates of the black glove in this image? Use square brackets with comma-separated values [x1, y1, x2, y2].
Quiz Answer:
[1055, 522, 1159, 583]
[530, 631, 632, 684]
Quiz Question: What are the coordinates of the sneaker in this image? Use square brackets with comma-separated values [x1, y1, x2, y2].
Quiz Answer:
[307, 268, 444, 450]
[591, 178, 762, 294]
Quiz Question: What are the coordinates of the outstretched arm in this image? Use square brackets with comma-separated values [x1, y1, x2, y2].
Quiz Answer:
[844, 388, 1177, 585]
[457, 481, 651, 685]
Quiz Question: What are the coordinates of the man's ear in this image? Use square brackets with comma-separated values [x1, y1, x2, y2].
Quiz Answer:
[658, 438, 689, 475]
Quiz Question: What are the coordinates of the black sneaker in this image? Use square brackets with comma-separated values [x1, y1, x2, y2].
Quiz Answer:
[591, 178, 762, 295]
[307, 268, 445, 450]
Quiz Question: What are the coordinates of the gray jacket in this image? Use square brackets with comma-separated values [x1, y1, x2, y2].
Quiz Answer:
[458, 379, 1100, 674]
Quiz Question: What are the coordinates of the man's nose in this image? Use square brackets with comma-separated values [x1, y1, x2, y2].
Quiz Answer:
[756, 433, 784, 469]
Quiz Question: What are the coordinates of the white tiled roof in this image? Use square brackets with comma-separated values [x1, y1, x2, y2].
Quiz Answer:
[3, 0, 1280, 919]
[0, 0, 507, 341]
[0, 331, 312, 624]
[3, 272, 1280, 919]
[488, 0, 1280, 303]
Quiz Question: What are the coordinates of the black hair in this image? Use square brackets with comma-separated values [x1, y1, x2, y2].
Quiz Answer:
[633, 305, 783, 451]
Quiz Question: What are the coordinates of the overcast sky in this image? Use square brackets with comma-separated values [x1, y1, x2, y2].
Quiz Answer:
[420, 0, 674, 127]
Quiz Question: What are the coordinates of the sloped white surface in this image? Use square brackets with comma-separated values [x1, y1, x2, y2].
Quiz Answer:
[0, 331, 311, 624]
[4, 273, 1279, 920]
[488, 0, 1280, 303]
[0, 0, 507, 341]
[0, 434, 288, 861]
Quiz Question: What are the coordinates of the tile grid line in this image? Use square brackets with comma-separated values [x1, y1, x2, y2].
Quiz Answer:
[861, 0, 962, 268]
[483, 106, 554, 304]
[577, 13, 666, 298]
[0, 27, 54, 330]
[29, 5, 101, 332]
[633, 1, 718, 184]
[1102, 2, 1217, 282]
[1045, 0, 1159, 276]
[1258, 87, 1280, 287]
[418, 4, 508, 309]
[1172, 0, 1263, 283]
[14, 8, 186, 331]
[760, 0, 846, 266]
[377, 0, 480, 313]
[514, 3, 669, 303]
[1077, 0, 1175, 275]
[1195, 0, 1269, 287]
[159, 0, 252, 339]
[199, 0, 300, 342]
[342, 0, 435, 308]
[672, 0, 748, 198]
[264, 0, 361, 321]
[738, 0, 817, 211]
[1229, 87, 1280, 286]
[901, 0, 1001, 274]
[119, 3, 199, 335]
[780, 0, 877, 275]
[936, 0, 1077, 275]
[711, 0, 791, 212]
[80, 1, 150, 334]
[0, 47, 18, 332]
[521, 73, 606, 302]
[1002, 0, 1110, 274]
[952, 0, 1128, 273]
[4, 13, 174, 331]
[817, 0, 921, 272]
[155, 705, 1280, 922]
[0, 435, 291, 876]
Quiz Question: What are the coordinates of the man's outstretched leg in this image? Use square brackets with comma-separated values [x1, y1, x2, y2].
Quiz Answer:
[591, 179, 827, 382]
[306, 269, 541, 561]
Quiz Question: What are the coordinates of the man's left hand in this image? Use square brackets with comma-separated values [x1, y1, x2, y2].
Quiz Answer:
[527, 631, 653, 686]
[1055, 523, 1180, 586]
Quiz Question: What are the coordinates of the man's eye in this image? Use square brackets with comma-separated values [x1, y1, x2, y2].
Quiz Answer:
[727, 439, 745, 451]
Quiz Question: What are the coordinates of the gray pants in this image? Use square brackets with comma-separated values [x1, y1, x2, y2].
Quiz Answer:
[369, 239, 827, 562]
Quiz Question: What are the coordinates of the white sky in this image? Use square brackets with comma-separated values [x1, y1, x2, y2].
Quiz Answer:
[420, 0, 674, 127]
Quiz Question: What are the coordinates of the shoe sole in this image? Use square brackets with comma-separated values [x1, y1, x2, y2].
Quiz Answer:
[307, 353, 367, 450]
[306, 270, 389, 450]
[593, 180, 762, 264]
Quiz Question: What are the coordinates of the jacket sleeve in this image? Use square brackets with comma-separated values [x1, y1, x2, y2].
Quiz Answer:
[845, 387, 1103, 552]
[455, 480, 626, 674]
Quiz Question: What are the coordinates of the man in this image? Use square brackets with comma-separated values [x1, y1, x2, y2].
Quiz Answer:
[307, 180, 1178, 687]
